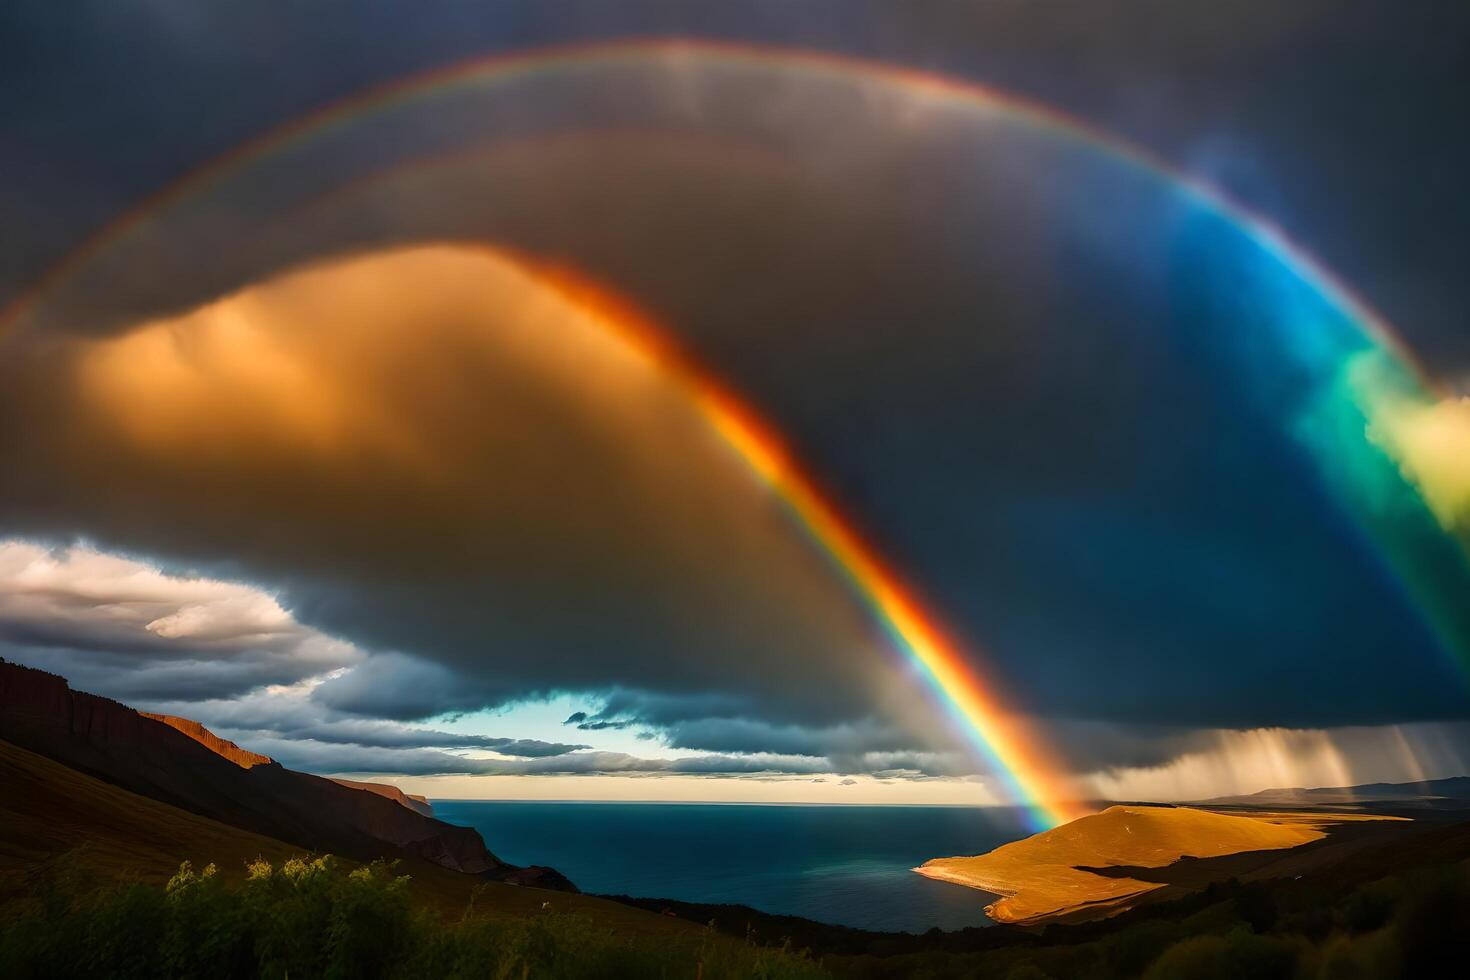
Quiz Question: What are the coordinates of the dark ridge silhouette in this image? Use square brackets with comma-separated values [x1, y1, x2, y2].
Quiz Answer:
[139, 712, 274, 768]
[1204, 775, 1470, 809]
[0, 659, 572, 890]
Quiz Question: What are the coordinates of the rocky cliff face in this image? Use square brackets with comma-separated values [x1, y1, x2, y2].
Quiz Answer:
[0, 660, 575, 890]
[141, 713, 274, 768]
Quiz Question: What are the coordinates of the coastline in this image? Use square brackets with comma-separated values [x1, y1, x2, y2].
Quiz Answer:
[915, 805, 1407, 925]
[912, 860, 1161, 924]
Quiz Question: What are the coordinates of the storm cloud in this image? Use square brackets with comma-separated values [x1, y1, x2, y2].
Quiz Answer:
[1, 46, 1467, 800]
[0, 245, 901, 742]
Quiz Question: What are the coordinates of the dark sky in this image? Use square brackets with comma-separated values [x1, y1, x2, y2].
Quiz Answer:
[4, 1, 1466, 366]
[2, 2, 1468, 790]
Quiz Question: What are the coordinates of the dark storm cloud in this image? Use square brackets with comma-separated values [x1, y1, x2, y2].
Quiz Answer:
[563, 690, 754, 728]
[490, 740, 590, 759]
[228, 738, 575, 777]
[0, 37, 1466, 780]
[145, 691, 588, 758]
[307, 654, 491, 721]
[0, 541, 600, 761]
[561, 708, 638, 732]
[0, 242, 899, 742]
[562, 693, 984, 775]
[4, 1, 1466, 367]
[559, 711, 640, 732]
[245, 740, 838, 779]
[1043, 720, 1224, 774]
[11, 650, 315, 704]
[656, 717, 913, 758]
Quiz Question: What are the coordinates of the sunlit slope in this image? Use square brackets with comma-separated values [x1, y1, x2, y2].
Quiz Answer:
[0, 736, 298, 894]
[915, 805, 1391, 924]
[0, 738, 698, 939]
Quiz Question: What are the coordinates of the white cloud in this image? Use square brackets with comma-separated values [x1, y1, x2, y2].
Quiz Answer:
[0, 539, 359, 693]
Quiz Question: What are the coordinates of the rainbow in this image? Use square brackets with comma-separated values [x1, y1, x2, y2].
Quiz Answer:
[4, 40, 1463, 829]
[536, 267, 1090, 830]
[700, 385, 1088, 827]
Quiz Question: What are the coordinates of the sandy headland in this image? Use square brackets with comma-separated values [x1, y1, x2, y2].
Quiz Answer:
[915, 804, 1404, 925]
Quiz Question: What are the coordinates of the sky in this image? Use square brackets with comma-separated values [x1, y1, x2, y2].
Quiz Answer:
[1, 2, 1469, 807]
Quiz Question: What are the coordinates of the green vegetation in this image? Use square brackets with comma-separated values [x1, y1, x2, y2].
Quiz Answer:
[3, 841, 1468, 977]
[0, 855, 827, 980]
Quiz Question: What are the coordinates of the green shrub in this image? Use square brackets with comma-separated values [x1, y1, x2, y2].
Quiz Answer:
[1392, 866, 1470, 979]
[0, 856, 827, 980]
[1309, 930, 1396, 980]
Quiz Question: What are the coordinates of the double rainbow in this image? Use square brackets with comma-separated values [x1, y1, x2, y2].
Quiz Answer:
[5, 40, 1459, 830]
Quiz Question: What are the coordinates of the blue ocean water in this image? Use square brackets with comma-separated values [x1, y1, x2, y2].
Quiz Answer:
[431, 801, 1028, 933]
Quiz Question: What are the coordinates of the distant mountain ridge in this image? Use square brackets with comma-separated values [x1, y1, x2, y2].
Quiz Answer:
[0, 659, 571, 890]
[1203, 775, 1470, 808]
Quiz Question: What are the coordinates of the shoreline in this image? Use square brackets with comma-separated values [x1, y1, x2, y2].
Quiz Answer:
[913, 858, 1163, 924]
[914, 805, 1407, 925]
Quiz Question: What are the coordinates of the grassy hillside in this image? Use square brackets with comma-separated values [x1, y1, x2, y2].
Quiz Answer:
[916, 805, 1402, 924]
[0, 737, 301, 897]
[0, 737, 827, 977]
[0, 735, 695, 927]
[0, 661, 517, 880]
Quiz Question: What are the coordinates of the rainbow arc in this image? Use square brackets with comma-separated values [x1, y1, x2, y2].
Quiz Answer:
[6, 39, 1462, 829]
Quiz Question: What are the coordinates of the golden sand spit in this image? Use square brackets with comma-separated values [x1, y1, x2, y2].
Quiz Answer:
[915, 805, 1400, 924]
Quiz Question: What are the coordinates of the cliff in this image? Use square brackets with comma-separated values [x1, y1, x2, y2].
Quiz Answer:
[140, 713, 274, 768]
[0, 659, 573, 890]
[329, 777, 435, 817]
[130, 719, 436, 819]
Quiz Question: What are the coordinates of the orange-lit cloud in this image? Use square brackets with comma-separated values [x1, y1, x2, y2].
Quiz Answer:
[0, 244, 929, 754]
[72, 246, 680, 468]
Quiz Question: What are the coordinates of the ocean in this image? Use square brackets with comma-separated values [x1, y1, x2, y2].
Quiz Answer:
[431, 801, 1029, 933]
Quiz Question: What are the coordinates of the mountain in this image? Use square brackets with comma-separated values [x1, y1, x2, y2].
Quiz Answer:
[0, 659, 571, 890]
[0, 731, 714, 950]
[1204, 775, 1470, 808]
[0, 733, 305, 900]
[136, 712, 436, 817]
